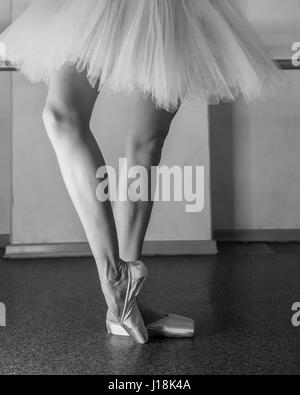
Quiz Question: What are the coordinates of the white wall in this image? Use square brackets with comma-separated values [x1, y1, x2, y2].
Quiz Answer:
[212, 0, 300, 231]
[233, 0, 300, 58]
[12, 78, 212, 244]
[5, 0, 300, 243]
[211, 72, 300, 230]
[0, 0, 11, 30]
[0, 0, 11, 236]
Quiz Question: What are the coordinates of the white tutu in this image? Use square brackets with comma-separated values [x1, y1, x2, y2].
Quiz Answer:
[0, 0, 285, 111]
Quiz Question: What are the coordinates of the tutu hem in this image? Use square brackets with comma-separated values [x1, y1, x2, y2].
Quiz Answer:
[0, 0, 286, 111]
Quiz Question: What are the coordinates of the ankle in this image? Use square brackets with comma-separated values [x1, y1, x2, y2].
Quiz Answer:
[106, 309, 118, 322]
[99, 258, 127, 286]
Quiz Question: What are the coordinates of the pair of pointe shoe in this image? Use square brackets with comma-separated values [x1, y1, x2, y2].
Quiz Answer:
[106, 260, 195, 344]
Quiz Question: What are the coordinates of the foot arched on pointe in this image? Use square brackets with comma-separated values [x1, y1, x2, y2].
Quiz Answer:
[105, 260, 148, 344]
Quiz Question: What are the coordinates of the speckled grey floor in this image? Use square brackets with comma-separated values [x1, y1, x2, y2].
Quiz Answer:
[1, 243, 300, 375]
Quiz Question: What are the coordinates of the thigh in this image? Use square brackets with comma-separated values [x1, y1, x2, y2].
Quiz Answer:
[46, 65, 100, 124]
[128, 92, 179, 144]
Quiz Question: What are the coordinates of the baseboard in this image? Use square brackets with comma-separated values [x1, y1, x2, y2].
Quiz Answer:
[0, 234, 9, 248]
[143, 240, 217, 256]
[214, 229, 300, 242]
[4, 240, 218, 259]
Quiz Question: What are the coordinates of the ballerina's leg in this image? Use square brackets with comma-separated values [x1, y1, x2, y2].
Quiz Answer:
[43, 64, 125, 318]
[113, 92, 178, 323]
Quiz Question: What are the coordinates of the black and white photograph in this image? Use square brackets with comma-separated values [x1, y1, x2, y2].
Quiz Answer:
[0, 0, 300, 379]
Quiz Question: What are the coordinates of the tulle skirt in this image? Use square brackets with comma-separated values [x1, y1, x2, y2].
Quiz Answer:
[0, 0, 285, 111]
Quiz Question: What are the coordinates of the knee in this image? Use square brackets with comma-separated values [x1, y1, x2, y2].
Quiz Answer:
[42, 103, 85, 142]
[128, 130, 169, 167]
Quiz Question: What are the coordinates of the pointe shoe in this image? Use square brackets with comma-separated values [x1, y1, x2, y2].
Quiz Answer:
[116, 260, 149, 344]
[107, 313, 195, 338]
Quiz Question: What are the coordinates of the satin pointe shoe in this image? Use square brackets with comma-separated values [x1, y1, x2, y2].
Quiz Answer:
[107, 313, 195, 338]
[109, 260, 148, 344]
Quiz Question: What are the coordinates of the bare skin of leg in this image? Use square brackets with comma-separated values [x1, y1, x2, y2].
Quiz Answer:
[112, 93, 178, 323]
[43, 65, 126, 319]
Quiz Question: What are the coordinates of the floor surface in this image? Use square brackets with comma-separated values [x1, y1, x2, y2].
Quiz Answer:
[0, 243, 300, 375]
